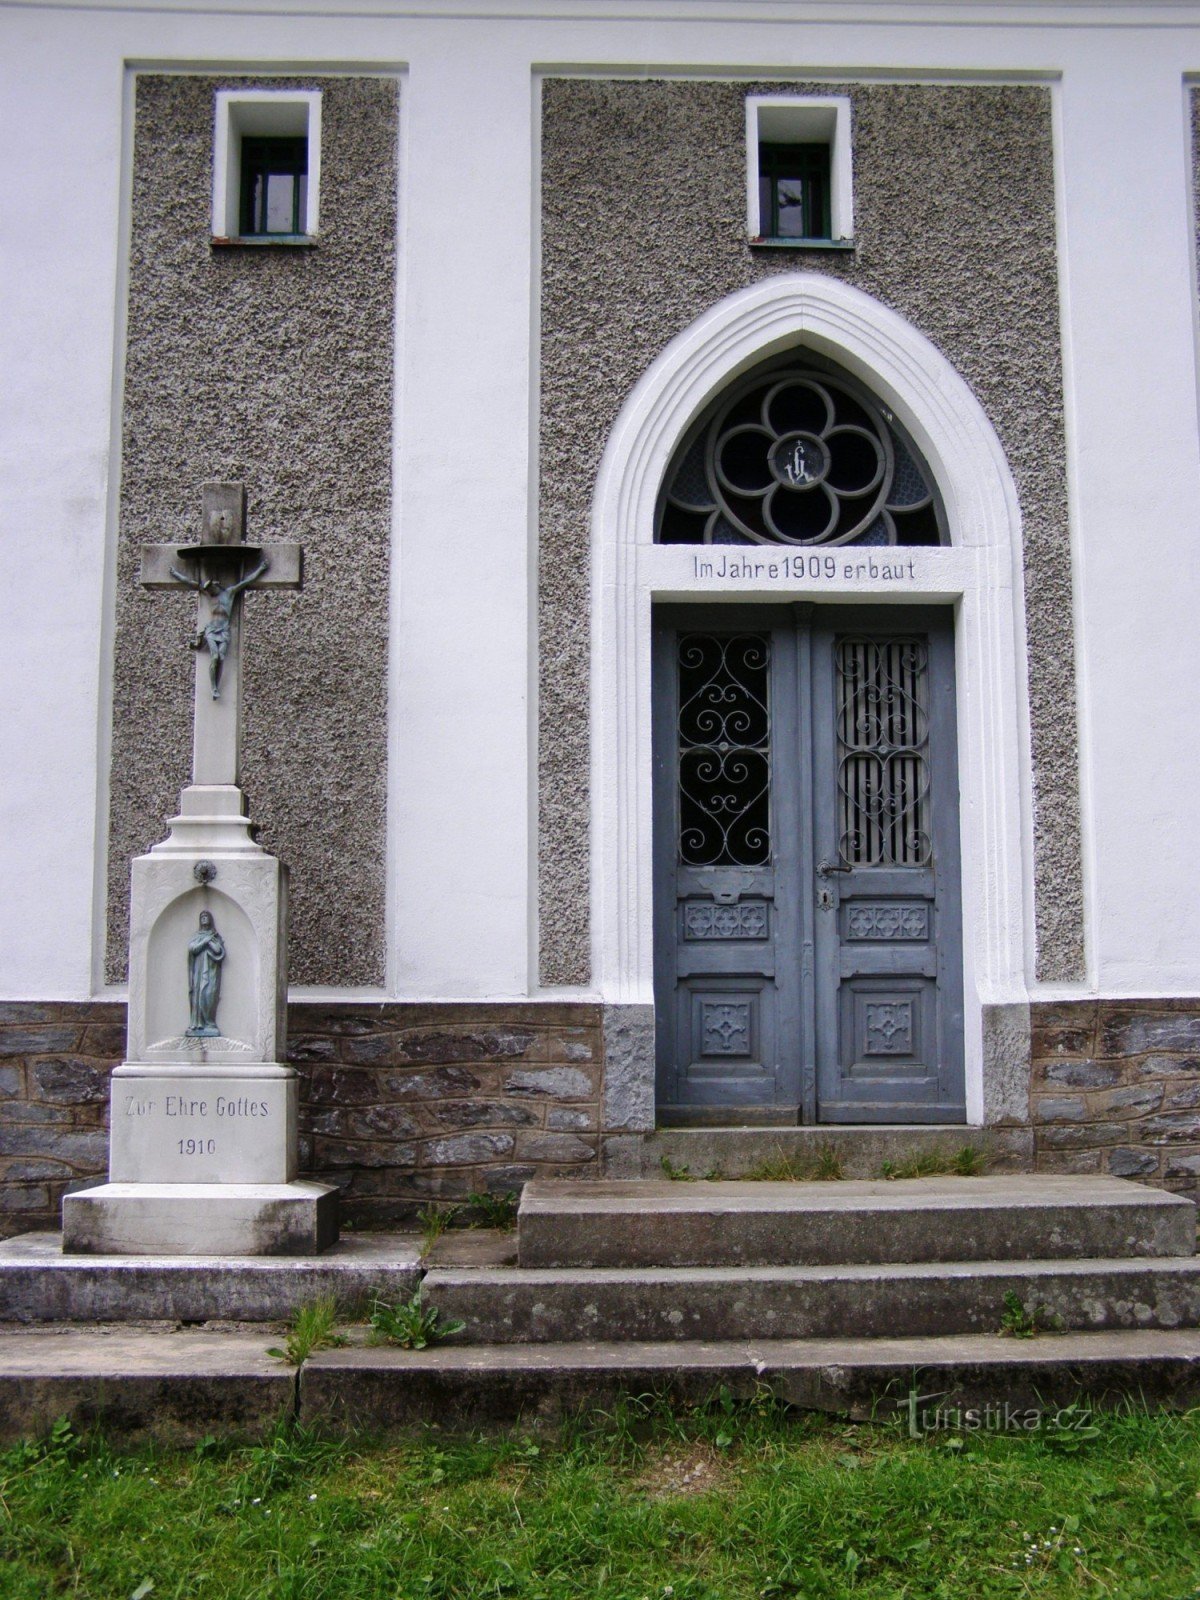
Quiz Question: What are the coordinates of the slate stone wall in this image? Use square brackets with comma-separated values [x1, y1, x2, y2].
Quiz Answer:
[539, 78, 1081, 988]
[8, 997, 1197, 1237]
[289, 1003, 607, 1226]
[0, 1001, 608, 1235]
[107, 73, 398, 989]
[0, 1003, 121, 1236]
[1031, 1001, 1200, 1191]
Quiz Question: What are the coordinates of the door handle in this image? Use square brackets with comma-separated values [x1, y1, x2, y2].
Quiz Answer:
[816, 858, 852, 878]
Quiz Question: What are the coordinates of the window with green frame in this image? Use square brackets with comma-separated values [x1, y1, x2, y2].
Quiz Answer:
[239, 136, 309, 236]
[757, 142, 831, 241]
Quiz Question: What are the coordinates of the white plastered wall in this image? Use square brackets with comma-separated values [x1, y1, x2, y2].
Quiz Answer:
[4, 2, 1200, 1008]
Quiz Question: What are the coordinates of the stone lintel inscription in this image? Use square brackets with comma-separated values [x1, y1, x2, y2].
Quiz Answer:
[121, 1088, 271, 1160]
[690, 553, 919, 583]
[110, 1071, 296, 1183]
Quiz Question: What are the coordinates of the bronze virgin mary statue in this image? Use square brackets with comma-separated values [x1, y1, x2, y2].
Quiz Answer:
[186, 909, 225, 1037]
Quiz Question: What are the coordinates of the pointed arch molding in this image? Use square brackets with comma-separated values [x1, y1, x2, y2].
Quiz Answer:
[589, 274, 1035, 1119]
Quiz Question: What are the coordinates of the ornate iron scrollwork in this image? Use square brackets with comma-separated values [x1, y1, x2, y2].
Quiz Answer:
[677, 634, 770, 867]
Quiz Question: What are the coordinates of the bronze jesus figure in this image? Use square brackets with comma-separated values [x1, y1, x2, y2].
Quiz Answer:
[169, 556, 270, 700]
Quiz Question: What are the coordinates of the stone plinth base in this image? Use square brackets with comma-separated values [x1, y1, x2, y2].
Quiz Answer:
[62, 1181, 338, 1257]
[1, 1230, 416, 1321]
[110, 1066, 298, 1184]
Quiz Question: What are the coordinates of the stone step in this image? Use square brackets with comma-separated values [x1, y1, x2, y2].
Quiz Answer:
[0, 1327, 294, 1446]
[421, 1256, 1200, 1343]
[0, 1231, 421, 1323]
[517, 1175, 1197, 1268]
[302, 1329, 1200, 1428]
[626, 1124, 1033, 1178]
[8, 1325, 1199, 1442]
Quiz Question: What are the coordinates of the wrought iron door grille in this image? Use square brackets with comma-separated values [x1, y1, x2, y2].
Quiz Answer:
[836, 638, 931, 867]
[677, 634, 770, 866]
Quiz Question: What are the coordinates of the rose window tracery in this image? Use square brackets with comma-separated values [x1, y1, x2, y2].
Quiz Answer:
[657, 359, 946, 549]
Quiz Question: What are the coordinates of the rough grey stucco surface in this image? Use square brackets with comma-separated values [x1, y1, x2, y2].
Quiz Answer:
[539, 79, 1082, 987]
[107, 75, 397, 986]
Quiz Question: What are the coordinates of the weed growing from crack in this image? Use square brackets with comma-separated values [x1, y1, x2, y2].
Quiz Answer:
[368, 1291, 466, 1349]
[266, 1296, 347, 1366]
[999, 1288, 1065, 1339]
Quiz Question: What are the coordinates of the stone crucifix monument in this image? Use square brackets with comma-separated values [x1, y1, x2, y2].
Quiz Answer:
[63, 483, 338, 1255]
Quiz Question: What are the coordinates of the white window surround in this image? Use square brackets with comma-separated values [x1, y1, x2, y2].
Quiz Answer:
[746, 94, 853, 245]
[212, 89, 322, 240]
[589, 274, 1035, 1125]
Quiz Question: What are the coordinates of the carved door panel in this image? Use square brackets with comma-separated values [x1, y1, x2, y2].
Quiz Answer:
[653, 605, 964, 1124]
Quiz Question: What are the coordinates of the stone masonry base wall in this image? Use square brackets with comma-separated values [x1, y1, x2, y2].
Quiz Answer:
[4, 998, 1199, 1237]
[0, 1004, 120, 1236]
[1031, 1001, 1200, 1191]
[0, 1002, 605, 1236]
[289, 1004, 605, 1227]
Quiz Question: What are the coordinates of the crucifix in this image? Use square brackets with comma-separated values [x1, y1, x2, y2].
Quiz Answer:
[139, 482, 302, 788]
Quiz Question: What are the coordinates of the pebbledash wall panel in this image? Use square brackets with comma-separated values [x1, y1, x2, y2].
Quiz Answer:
[538, 78, 1082, 989]
[105, 74, 398, 988]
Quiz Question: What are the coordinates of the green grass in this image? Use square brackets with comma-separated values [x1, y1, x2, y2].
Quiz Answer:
[2, 1400, 1198, 1598]
[743, 1144, 844, 1182]
[416, 1192, 520, 1253]
[659, 1147, 990, 1184]
[462, 1190, 520, 1231]
[416, 1204, 460, 1260]
[879, 1146, 987, 1181]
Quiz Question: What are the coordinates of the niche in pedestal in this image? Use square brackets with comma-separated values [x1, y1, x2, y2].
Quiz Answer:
[143, 887, 257, 1059]
[126, 845, 288, 1067]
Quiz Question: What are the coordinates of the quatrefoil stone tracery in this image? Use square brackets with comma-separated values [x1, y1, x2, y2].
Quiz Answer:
[658, 359, 946, 550]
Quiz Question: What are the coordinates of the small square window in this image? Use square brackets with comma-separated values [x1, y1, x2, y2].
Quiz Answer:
[212, 89, 321, 243]
[746, 95, 853, 248]
[240, 136, 308, 236]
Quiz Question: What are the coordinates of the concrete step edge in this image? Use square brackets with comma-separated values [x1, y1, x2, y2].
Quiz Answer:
[299, 1329, 1200, 1424]
[304, 1327, 1200, 1372]
[515, 1177, 1198, 1267]
[517, 1175, 1196, 1213]
[422, 1256, 1200, 1289]
[0, 1232, 423, 1323]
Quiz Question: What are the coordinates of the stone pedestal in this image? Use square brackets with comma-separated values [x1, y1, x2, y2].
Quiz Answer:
[64, 784, 337, 1257]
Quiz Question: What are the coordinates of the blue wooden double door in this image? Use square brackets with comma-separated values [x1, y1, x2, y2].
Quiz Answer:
[652, 605, 965, 1124]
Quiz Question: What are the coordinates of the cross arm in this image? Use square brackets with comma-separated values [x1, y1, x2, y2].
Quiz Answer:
[138, 544, 304, 590]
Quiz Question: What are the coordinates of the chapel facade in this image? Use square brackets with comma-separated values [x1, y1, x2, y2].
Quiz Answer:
[4, 0, 1200, 1231]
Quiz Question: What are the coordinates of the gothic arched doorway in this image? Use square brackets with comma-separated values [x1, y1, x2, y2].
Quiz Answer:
[650, 354, 965, 1124]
